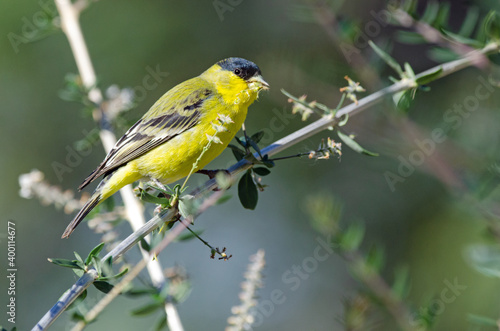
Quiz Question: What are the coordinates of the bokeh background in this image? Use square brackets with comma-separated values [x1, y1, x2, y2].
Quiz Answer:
[2, 0, 500, 330]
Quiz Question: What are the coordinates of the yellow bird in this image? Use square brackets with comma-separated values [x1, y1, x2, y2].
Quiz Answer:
[62, 57, 269, 238]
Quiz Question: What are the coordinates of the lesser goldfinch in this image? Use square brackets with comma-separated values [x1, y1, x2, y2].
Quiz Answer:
[62, 57, 268, 238]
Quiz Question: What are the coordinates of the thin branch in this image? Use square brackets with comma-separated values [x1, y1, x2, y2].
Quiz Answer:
[392, 8, 489, 67]
[342, 250, 415, 331]
[33, 39, 500, 330]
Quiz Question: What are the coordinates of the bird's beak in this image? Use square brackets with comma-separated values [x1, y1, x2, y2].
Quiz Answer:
[248, 75, 270, 91]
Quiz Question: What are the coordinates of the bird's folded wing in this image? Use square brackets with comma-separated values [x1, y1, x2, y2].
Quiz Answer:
[79, 79, 213, 190]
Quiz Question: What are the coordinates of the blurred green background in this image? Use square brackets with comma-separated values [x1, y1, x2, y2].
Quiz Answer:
[2, 0, 500, 330]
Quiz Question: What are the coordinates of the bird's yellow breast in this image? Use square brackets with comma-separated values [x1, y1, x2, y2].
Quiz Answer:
[129, 95, 250, 184]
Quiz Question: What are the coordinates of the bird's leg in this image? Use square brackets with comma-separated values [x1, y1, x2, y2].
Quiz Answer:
[149, 178, 171, 198]
[241, 122, 251, 154]
[151, 178, 165, 189]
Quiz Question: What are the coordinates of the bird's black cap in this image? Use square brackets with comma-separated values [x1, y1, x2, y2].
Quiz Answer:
[217, 57, 262, 81]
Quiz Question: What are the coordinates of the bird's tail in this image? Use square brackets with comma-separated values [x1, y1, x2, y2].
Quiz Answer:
[61, 192, 101, 238]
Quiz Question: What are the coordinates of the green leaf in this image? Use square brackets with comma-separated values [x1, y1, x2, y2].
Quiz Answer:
[234, 136, 248, 148]
[416, 67, 443, 85]
[403, 62, 415, 79]
[458, 6, 480, 37]
[392, 266, 410, 299]
[280, 88, 298, 101]
[421, 1, 439, 24]
[250, 131, 265, 144]
[100, 267, 128, 281]
[71, 312, 86, 322]
[238, 170, 258, 210]
[85, 242, 105, 265]
[92, 256, 101, 276]
[103, 256, 113, 273]
[476, 164, 500, 199]
[368, 41, 403, 76]
[388, 76, 399, 84]
[74, 251, 84, 264]
[140, 238, 151, 252]
[113, 267, 129, 279]
[315, 102, 334, 115]
[93, 281, 114, 294]
[440, 29, 484, 48]
[395, 30, 426, 44]
[337, 131, 378, 156]
[483, 11, 500, 40]
[178, 197, 196, 219]
[79, 289, 88, 301]
[73, 268, 85, 277]
[131, 302, 163, 316]
[393, 89, 415, 111]
[428, 47, 459, 63]
[402, 0, 417, 14]
[154, 314, 168, 331]
[248, 137, 263, 158]
[337, 114, 349, 127]
[124, 287, 158, 297]
[365, 244, 384, 273]
[339, 223, 365, 251]
[228, 144, 245, 161]
[48, 258, 84, 270]
[157, 282, 171, 301]
[433, 2, 450, 28]
[216, 194, 232, 205]
[139, 189, 170, 205]
[253, 167, 271, 176]
[467, 314, 499, 327]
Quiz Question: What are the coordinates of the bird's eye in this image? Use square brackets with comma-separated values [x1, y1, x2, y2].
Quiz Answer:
[234, 68, 241, 76]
